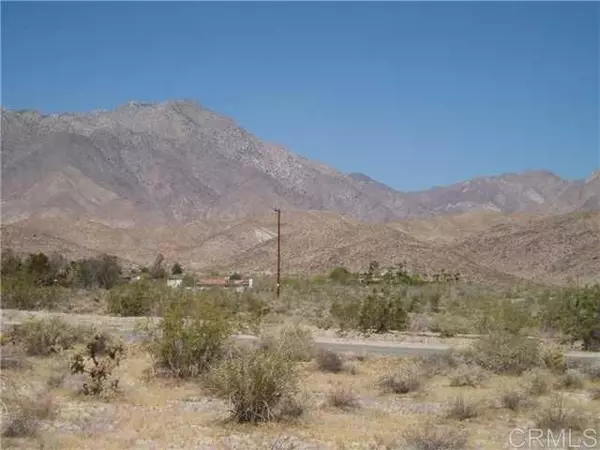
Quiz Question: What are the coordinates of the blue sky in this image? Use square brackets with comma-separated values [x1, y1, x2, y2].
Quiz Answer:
[2, 1, 598, 191]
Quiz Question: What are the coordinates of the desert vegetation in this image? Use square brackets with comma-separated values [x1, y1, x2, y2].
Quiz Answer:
[2, 250, 600, 448]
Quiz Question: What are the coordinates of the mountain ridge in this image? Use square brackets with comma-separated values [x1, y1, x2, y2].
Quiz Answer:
[2, 100, 598, 227]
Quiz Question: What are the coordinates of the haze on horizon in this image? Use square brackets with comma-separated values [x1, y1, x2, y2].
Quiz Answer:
[1, 1, 598, 191]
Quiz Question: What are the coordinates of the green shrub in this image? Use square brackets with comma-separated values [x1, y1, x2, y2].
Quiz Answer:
[330, 289, 408, 335]
[207, 347, 299, 423]
[107, 280, 162, 316]
[260, 325, 315, 362]
[470, 331, 542, 375]
[543, 284, 600, 351]
[145, 299, 233, 378]
[9, 317, 92, 356]
[328, 267, 354, 284]
[1, 276, 65, 310]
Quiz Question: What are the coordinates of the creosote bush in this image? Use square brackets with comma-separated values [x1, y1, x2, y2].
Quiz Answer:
[145, 300, 233, 378]
[260, 325, 316, 362]
[8, 317, 92, 356]
[207, 347, 299, 423]
[470, 331, 542, 375]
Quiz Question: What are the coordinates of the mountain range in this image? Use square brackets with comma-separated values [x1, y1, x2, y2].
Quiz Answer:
[2, 100, 598, 227]
[1, 100, 598, 286]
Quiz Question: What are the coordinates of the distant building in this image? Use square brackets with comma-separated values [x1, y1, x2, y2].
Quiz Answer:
[167, 278, 183, 288]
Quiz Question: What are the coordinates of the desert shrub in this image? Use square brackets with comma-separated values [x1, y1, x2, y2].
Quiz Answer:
[445, 395, 481, 421]
[70, 333, 124, 396]
[145, 299, 233, 378]
[1, 389, 55, 438]
[556, 369, 586, 390]
[315, 349, 344, 373]
[330, 289, 408, 335]
[430, 313, 471, 337]
[1, 276, 65, 310]
[470, 331, 542, 375]
[328, 267, 355, 284]
[417, 350, 468, 376]
[107, 280, 163, 316]
[526, 369, 554, 396]
[403, 423, 468, 450]
[535, 394, 589, 431]
[543, 284, 600, 351]
[326, 386, 360, 410]
[275, 392, 308, 421]
[261, 325, 315, 362]
[9, 317, 92, 356]
[207, 347, 299, 423]
[500, 388, 534, 411]
[541, 344, 567, 373]
[579, 362, 600, 380]
[449, 364, 489, 387]
[379, 362, 423, 394]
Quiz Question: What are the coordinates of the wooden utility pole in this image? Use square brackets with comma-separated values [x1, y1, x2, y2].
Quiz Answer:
[274, 208, 281, 299]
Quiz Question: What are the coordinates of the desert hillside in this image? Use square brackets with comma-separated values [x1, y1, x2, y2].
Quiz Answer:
[448, 211, 600, 285]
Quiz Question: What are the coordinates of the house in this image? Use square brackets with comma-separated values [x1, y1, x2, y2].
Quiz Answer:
[167, 278, 183, 288]
[193, 276, 254, 292]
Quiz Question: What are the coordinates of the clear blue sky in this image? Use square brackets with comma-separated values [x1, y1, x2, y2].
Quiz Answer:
[2, 1, 598, 191]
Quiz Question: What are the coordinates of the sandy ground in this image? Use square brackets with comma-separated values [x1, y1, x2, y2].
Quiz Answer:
[2, 340, 600, 450]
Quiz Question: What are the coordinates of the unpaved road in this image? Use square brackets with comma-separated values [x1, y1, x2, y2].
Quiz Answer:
[2, 309, 599, 365]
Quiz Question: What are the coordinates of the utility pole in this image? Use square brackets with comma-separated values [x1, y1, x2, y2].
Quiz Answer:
[274, 208, 281, 299]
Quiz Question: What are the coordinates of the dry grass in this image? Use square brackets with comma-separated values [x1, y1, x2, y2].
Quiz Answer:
[449, 364, 488, 387]
[445, 395, 481, 421]
[499, 388, 534, 411]
[534, 394, 590, 431]
[325, 386, 360, 411]
[403, 422, 469, 450]
[525, 369, 554, 396]
[556, 369, 586, 390]
[2, 388, 56, 438]
[379, 361, 424, 394]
